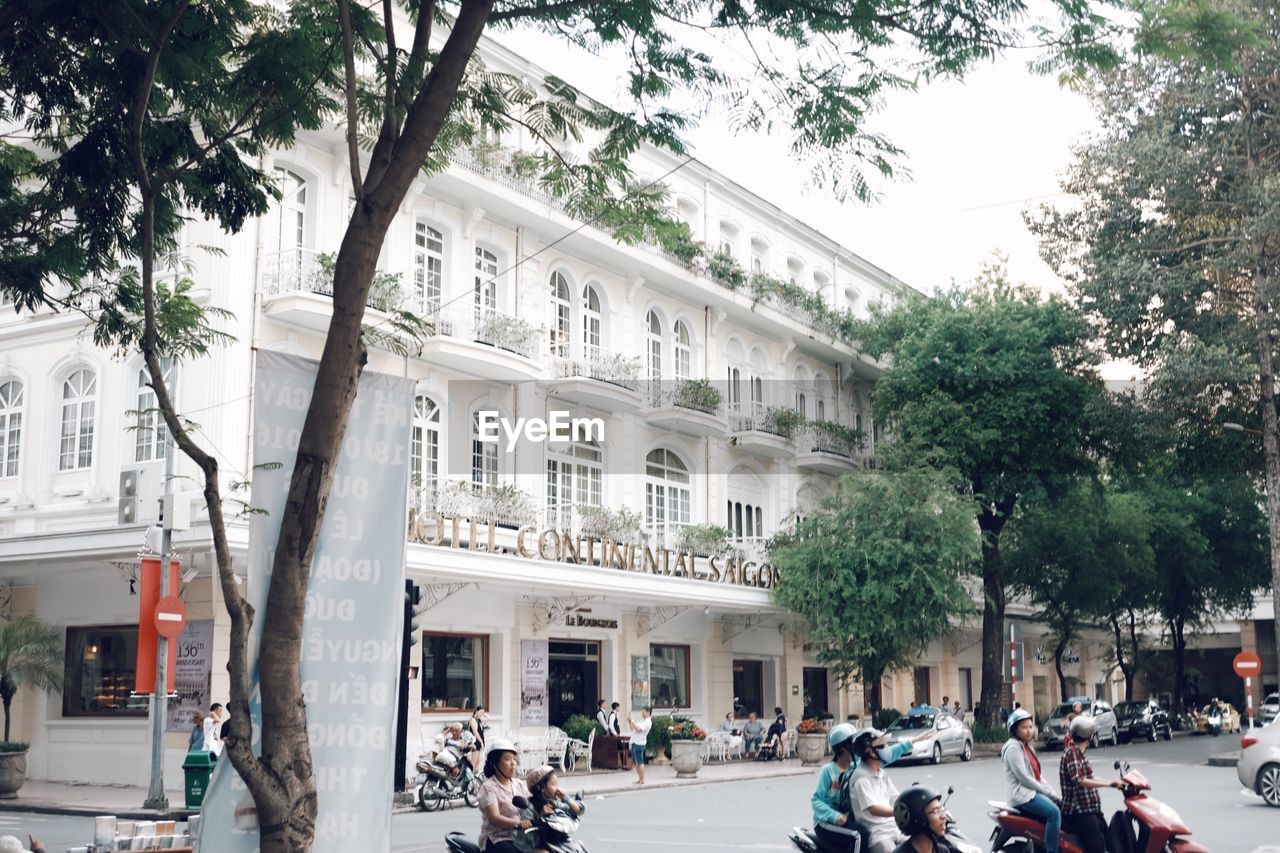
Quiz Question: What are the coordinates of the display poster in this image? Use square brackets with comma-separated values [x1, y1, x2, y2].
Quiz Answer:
[197, 351, 413, 852]
[165, 619, 214, 733]
[520, 639, 549, 725]
[630, 655, 650, 710]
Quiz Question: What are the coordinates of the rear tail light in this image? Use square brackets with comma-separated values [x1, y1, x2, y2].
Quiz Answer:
[1241, 735, 1257, 749]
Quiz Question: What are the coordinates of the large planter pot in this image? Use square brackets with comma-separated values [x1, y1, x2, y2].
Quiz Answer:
[798, 733, 826, 766]
[0, 750, 27, 799]
[669, 739, 704, 778]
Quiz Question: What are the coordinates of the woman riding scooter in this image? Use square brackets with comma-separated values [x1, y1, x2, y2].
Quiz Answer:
[476, 740, 535, 853]
[1001, 709, 1061, 853]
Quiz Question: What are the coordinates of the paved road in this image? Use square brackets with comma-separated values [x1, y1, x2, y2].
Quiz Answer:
[3, 734, 1271, 851]
[391, 733, 1275, 852]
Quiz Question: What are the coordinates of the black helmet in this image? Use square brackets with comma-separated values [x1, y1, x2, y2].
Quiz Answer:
[894, 784, 942, 836]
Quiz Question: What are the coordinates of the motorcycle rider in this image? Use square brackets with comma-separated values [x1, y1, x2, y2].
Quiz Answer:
[1001, 708, 1061, 853]
[1059, 716, 1123, 853]
[477, 740, 535, 853]
[892, 785, 951, 853]
[810, 723, 863, 851]
[444, 722, 477, 780]
[850, 729, 907, 853]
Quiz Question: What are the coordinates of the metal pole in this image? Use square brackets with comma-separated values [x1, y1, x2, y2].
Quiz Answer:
[144, 373, 177, 810]
[394, 579, 412, 793]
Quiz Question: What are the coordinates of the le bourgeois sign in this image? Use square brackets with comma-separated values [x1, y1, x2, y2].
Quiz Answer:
[406, 509, 778, 590]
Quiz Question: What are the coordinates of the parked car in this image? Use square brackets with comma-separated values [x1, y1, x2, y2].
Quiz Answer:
[1194, 701, 1242, 735]
[1040, 696, 1118, 749]
[884, 706, 974, 764]
[1114, 699, 1173, 743]
[1259, 693, 1279, 727]
[1237, 718, 1280, 807]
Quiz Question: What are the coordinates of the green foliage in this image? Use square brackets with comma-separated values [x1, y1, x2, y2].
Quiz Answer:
[647, 714, 674, 759]
[674, 523, 732, 558]
[762, 406, 807, 439]
[971, 721, 1006, 744]
[576, 505, 643, 543]
[0, 742, 30, 753]
[769, 468, 979, 703]
[668, 716, 705, 741]
[873, 708, 903, 730]
[673, 378, 722, 413]
[0, 614, 64, 742]
[810, 420, 866, 451]
[561, 714, 602, 743]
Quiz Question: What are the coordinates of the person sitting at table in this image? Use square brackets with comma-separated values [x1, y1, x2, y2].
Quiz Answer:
[721, 712, 735, 733]
[742, 711, 765, 757]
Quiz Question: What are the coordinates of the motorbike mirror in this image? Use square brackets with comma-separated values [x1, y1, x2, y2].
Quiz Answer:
[512, 796, 529, 809]
[1113, 760, 1121, 770]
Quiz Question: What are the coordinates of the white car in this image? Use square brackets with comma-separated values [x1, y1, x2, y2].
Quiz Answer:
[884, 706, 974, 764]
[1260, 693, 1279, 727]
[1237, 718, 1280, 807]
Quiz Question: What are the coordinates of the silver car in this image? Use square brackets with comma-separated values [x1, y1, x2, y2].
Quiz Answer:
[1260, 693, 1279, 727]
[1237, 717, 1280, 807]
[1040, 697, 1119, 749]
[885, 707, 974, 764]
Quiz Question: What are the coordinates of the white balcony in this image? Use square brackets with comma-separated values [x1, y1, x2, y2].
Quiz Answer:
[727, 402, 798, 459]
[259, 248, 407, 334]
[418, 303, 544, 382]
[545, 343, 643, 410]
[794, 423, 864, 475]
[645, 380, 728, 436]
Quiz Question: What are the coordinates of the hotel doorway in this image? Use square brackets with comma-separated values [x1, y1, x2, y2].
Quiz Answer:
[548, 640, 600, 727]
[733, 659, 765, 717]
[803, 667, 829, 718]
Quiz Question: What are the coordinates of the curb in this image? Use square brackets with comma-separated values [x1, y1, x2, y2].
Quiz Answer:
[0, 800, 197, 820]
[1206, 751, 1240, 767]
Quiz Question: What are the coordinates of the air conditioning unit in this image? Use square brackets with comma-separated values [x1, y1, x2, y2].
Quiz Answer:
[117, 466, 162, 526]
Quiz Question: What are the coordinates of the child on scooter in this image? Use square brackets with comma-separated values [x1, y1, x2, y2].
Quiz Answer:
[520, 765, 588, 853]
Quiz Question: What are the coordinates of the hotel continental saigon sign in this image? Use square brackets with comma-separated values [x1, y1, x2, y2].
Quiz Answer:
[407, 510, 779, 590]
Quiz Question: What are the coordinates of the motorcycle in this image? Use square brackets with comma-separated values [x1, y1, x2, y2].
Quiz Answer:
[1205, 711, 1223, 737]
[987, 760, 1207, 853]
[446, 796, 543, 853]
[417, 744, 480, 811]
[788, 787, 981, 853]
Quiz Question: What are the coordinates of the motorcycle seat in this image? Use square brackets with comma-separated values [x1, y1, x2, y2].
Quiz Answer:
[444, 833, 481, 853]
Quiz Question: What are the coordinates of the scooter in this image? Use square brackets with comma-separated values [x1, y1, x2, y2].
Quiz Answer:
[417, 744, 480, 811]
[788, 787, 981, 853]
[987, 760, 1207, 853]
[1205, 710, 1223, 737]
[446, 796, 538, 853]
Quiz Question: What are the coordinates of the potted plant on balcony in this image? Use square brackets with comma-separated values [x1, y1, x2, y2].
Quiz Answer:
[667, 717, 706, 778]
[576, 505, 642, 544]
[796, 717, 826, 766]
[762, 406, 805, 439]
[474, 311, 541, 357]
[672, 378, 722, 414]
[0, 615, 63, 798]
[674, 524, 732, 559]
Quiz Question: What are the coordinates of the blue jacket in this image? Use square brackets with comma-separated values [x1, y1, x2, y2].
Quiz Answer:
[811, 760, 852, 825]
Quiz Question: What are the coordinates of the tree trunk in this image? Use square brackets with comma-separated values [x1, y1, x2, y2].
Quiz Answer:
[978, 498, 1016, 728]
[866, 669, 883, 717]
[1250, 269, 1280, 692]
[1170, 618, 1188, 715]
[1125, 609, 1141, 702]
[1054, 633, 1070, 700]
[1110, 614, 1134, 703]
[2, 693, 10, 743]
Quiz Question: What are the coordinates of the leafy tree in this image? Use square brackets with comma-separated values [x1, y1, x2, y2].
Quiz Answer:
[859, 269, 1102, 725]
[0, 615, 64, 745]
[770, 467, 980, 713]
[1, 1, 1125, 847]
[1030, 0, 1280, 689]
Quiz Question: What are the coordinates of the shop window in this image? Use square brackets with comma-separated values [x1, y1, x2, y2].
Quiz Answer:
[649, 643, 690, 708]
[63, 625, 146, 717]
[422, 633, 487, 712]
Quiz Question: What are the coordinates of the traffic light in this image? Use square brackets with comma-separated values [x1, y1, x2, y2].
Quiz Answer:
[405, 581, 428, 647]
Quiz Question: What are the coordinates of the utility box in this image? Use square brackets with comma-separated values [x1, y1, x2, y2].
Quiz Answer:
[182, 750, 216, 809]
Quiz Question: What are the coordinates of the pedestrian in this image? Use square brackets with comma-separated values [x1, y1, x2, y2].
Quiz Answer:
[203, 703, 226, 758]
[595, 700, 609, 733]
[941, 696, 949, 713]
[626, 706, 652, 785]
[468, 705, 489, 772]
[608, 702, 622, 735]
[188, 711, 206, 752]
[1002, 708, 1061, 853]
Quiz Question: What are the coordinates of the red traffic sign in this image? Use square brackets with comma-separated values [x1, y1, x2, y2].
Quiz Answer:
[154, 595, 187, 639]
[1234, 650, 1263, 679]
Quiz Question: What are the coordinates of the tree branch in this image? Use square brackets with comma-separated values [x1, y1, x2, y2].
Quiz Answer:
[337, 0, 365, 200]
[127, 0, 193, 196]
[489, 0, 604, 22]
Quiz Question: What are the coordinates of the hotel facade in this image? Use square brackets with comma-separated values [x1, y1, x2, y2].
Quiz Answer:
[2, 35, 1265, 790]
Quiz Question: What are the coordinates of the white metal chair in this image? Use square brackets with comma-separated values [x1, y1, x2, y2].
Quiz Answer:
[545, 726, 570, 771]
[566, 728, 595, 773]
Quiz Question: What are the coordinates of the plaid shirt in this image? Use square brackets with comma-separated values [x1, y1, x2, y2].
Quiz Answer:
[1058, 740, 1101, 816]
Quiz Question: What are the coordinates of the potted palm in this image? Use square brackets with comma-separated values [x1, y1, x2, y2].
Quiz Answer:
[667, 717, 706, 778]
[0, 615, 63, 798]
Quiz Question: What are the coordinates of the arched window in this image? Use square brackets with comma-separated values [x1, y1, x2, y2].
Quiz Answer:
[546, 437, 603, 529]
[727, 468, 767, 542]
[474, 247, 498, 317]
[645, 448, 691, 545]
[726, 366, 741, 408]
[268, 168, 307, 256]
[413, 223, 444, 314]
[796, 391, 807, 419]
[816, 399, 825, 421]
[411, 395, 441, 504]
[673, 320, 692, 381]
[794, 480, 827, 524]
[645, 310, 663, 382]
[549, 271, 572, 357]
[582, 284, 602, 355]
[0, 379, 22, 478]
[471, 410, 499, 490]
[134, 361, 172, 463]
[59, 368, 97, 471]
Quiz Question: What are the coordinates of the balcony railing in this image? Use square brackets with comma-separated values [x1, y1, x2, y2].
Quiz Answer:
[728, 401, 795, 438]
[730, 536, 769, 563]
[648, 379, 725, 417]
[260, 248, 404, 313]
[551, 343, 642, 390]
[795, 423, 860, 459]
[430, 303, 542, 360]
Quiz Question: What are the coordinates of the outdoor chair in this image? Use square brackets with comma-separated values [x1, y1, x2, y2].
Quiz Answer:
[566, 728, 595, 773]
[545, 726, 570, 771]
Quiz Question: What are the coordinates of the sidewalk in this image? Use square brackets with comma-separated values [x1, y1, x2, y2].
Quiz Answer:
[0, 780, 192, 819]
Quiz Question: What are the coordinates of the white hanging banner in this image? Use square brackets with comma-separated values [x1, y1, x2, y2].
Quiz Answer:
[520, 639, 549, 725]
[165, 619, 214, 733]
[197, 351, 413, 851]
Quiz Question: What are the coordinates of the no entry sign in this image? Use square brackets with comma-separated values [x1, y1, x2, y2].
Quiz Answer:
[1234, 650, 1262, 679]
[154, 595, 188, 639]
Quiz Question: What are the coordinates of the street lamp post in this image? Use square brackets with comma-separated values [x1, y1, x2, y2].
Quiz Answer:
[1225, 421, 1280, 691]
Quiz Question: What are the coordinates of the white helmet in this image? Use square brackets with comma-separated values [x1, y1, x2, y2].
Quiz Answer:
[486, 738, 518, 757]
[1007, 708, 1033, 735]
[1069, 714, 1098, 743]
[828, 722, 857, 753]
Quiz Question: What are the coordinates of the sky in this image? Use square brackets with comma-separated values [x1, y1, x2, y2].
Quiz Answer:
[496, 28, 1102, 300]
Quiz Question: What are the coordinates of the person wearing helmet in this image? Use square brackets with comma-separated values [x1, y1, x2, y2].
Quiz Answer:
[1058, 715, 1122, 853]
[892, 785, 950, 853]
[477, 739, 535, 853]
[811, 723, 861, 828]
[521, 765, 587, 853]
[849, 728, 907, 853]
[1001, 708, 1061, 853]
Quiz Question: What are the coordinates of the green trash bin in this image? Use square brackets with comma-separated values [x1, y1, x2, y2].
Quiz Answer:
[183, 750, 216, 809]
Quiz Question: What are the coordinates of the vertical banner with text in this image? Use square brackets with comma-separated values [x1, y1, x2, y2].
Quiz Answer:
[520, 639, 549, 725]
[197, 351, 413, 852]
[165, 619, 214, 733]
[630, 655, 650, 711]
